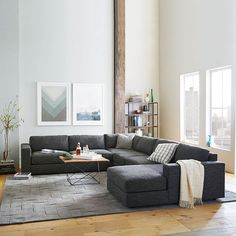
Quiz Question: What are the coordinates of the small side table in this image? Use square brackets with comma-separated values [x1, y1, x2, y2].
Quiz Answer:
[0, 161, 15, 174]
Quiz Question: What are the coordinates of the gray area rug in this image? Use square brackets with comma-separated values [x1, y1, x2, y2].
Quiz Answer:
[0, 173, 235, 225]
[217, 190, 236, 203]
[0, 172, 158, 225]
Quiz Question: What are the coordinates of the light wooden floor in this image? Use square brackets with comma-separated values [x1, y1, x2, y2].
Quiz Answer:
[0, 174, 236, 236]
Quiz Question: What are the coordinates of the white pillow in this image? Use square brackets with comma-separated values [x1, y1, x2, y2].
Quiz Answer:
[148, 143, 179, 163]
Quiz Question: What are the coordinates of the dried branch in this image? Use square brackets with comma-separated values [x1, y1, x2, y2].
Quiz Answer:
[0, 98, 24, 133]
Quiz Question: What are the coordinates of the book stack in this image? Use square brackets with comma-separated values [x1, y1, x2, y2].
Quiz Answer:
[0, 160, 15, 174]
[129, 95, 143, 102]
[14, 172, 31, 180]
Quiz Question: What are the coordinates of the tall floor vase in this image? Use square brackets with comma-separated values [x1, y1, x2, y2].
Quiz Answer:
[2, 129, 10, 161]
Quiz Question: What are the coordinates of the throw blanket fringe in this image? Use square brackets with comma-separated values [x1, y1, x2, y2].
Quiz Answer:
[177, 159, 204, 208]
[179, 198, 203, 208]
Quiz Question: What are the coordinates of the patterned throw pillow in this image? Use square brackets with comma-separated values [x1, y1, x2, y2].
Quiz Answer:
[148, 143, 179, 164]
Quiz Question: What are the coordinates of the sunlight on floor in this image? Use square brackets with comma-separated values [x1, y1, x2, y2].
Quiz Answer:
[225, 173, 236, 192]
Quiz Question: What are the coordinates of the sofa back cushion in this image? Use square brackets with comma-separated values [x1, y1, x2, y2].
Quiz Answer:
[69, 135, 105, 151]
[30, 135, 69, 152]
[132, 135, 158, 155]
[208, 153, 217, 161]
[116, 134, 134, 149]
[105, 134, 118, 148]
[172, 143, 209, 162]
[157, 139, 178, 145]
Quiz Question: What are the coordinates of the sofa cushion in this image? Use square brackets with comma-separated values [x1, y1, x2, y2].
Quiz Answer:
[30, 135, 69, 152]
[31, 151, 68, 165]
[113, 153, 126, 165]
[110, 149, 145, 165]
[148, 143, 179, 164]
[108, 148, 145, 156]
[69, 135, 105, 151]
[124, 155, 155, 165]
[92, 149, 113, 161]
[173, 143, 209, 162]
[112, 150, 152, 165]
[105, 134, 117, 148]
[107, 165, 166, 193]
[116, 134, 133, 149]
[132, 135, 158, 155]
[157, 139, 178, 145]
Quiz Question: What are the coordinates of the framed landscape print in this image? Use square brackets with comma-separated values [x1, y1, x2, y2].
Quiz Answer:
[73, 83, 104, 125]
[37, 82, 71, 125]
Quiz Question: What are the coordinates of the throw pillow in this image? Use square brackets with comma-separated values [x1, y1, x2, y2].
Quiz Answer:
[148, 143, 179, 164]
[116, 133, 134, 149]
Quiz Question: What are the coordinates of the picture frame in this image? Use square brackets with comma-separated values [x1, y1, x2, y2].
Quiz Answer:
[37, 82, 71, 125]
[73, 83, 104, 125]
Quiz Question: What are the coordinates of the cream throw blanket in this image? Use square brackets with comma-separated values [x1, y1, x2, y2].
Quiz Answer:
[177, 159, 204, 208]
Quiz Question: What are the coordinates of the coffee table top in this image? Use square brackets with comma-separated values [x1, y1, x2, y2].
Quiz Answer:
[59, 154, 110, 163]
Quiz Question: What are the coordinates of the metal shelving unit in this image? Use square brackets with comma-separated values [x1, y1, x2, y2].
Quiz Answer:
[125, 102, 158, 137]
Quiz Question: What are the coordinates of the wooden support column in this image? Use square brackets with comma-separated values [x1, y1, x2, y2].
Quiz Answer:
[114, 0, 125, 133]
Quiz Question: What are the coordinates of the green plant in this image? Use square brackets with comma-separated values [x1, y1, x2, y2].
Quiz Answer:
[0, 98, 24, 161]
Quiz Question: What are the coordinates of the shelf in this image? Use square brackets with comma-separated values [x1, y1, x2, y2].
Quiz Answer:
[125, 100, 158, 137]
[125, 113, 158, 116]
[125, 101, 158, 104]
[125, 125, 158, 128]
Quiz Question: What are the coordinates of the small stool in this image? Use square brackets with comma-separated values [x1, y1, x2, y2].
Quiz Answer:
[107, 164, 168, 207]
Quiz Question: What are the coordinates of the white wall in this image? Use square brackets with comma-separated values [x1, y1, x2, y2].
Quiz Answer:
[159, 0, 236, 173]
[125, 0, 159, 102]
[0, 0, 19, 166]
[19, 0, 114, 143]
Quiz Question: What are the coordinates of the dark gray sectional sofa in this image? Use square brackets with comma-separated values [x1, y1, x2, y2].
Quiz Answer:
[21, 134, 225, 207]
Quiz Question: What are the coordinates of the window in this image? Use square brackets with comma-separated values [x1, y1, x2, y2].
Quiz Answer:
[207, 66, 232, 150]
[180, 72, 200, 144]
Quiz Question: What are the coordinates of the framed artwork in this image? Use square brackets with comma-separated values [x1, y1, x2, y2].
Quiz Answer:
[37, 82, 71, 125]
[73, 83, 104, 125]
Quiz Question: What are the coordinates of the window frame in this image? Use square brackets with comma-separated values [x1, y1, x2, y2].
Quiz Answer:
[180, 71, 200, 145]
[206, 65, 232, 151]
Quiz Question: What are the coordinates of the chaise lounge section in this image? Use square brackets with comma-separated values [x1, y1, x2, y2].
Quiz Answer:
[106, 135, 224, 207]
[107, 161, 225, 207]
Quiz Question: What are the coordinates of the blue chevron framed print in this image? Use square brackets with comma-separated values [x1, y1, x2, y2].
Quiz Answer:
[73, 83, 104, 125]
[37, 82, 71, 125]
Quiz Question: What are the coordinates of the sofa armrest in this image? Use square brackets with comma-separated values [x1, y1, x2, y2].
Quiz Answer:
[163, 161, 225, 203]
[21, 143, 32, 172]
[201, 161, 225, 200]
[208, 153, 217, 161]
[163, 163, 180, 204]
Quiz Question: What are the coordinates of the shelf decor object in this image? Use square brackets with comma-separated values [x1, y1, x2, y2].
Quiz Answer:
[37, 82, 71, 126]
[150, 88, 154, 103]
[144, 93, 150, 103]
